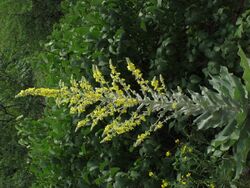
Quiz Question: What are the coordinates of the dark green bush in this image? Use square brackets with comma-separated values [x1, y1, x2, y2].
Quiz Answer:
[0, 1, 62, 187]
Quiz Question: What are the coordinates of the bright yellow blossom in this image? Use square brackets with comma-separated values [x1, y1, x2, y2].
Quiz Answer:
[165, 151, 171, 157]
[148, 171, 154, 177]
[181, 181, 187, 185]
[210, 183, 215, 188]
[161, 179, 169, 188]
[92, 65, 107, 85]
[175, 139, 180, 144]
[134, 131, 151, 146]
[155, 121, 164, 130]
[186, 172, 191, 178]
[172, 102, 177, 109]
[16, 60, 176, 146]
[16, 88, 60, 98]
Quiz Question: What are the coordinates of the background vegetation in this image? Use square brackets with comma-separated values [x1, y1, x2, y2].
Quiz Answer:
[0, 0, 62, 187]
[1, 0, 250, 187]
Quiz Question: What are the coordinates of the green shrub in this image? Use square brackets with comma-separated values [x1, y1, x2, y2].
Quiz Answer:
[0, 1, 62, 187]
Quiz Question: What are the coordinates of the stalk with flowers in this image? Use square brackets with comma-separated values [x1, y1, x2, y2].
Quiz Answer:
[16, 48, 250, 182]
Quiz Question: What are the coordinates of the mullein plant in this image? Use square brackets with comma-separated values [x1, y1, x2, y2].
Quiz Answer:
[17, 48, 250, 182]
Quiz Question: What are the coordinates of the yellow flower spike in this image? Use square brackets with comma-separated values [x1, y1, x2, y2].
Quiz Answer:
[109, 60, 116, 74]
[126, 58, 151, 94]
[126, 58, 136, 71]
[17, 60, 174, 145]
[101, 135, 112, 143]
[155, 121, 164, 130]
[76, 118, 89, 130]
[92, 65, 107, 85]
[140, 115, 146, 121]
[109, 61, 132, 94]
[159, 74, 167, 92]
[165, 151, 171, 157]
[79, 77, 93, 91]
[133, 69, 142, 78]
[88, 104, 118, 128]
[16, 88, 60, 98]
[134, 131, 151, 146]
[151, 76, 159, 90]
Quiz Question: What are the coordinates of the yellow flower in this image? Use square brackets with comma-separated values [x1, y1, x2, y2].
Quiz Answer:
[76, 119, 89, 130]
[181, 145, 187, 154]
[181, 181, 187, 185]
[151, 77, 159, 89]
[126, 58, 150, 93]
[155, 121, 164, 129]
[134, 131, 151, 146]
[148, 171, 154, 177]
[126, 58, 136, 71]
[134, 69, 142, 78]
[175, 139, 180, 144]
[165, 151, 171, 157]
[92, 65, 107, 85]
[171, 102, 177, 109]
[210, 183, 215, 188]
[186, 172, 191, 178]
[161, 179, 169, 188]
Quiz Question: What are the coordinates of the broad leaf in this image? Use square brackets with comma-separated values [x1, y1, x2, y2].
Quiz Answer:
[238, 47, 250, 93]
[234, 118, 250, 180]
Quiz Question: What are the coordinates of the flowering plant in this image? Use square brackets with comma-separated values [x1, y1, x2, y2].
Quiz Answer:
[17, 49, 250, 183]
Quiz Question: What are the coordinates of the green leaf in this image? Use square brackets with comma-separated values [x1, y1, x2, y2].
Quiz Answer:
[190, 74, 201, 84]
[140, 21, 147, 31]
[238, 46, 250, 93]
[110, 167, 120, 176]
[234, 120, 250, 180]
[157, 0, 162, 7]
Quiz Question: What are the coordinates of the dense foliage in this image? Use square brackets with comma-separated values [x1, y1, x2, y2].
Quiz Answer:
[0, 0, 62, 187]
[1, 0, 250, 187]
